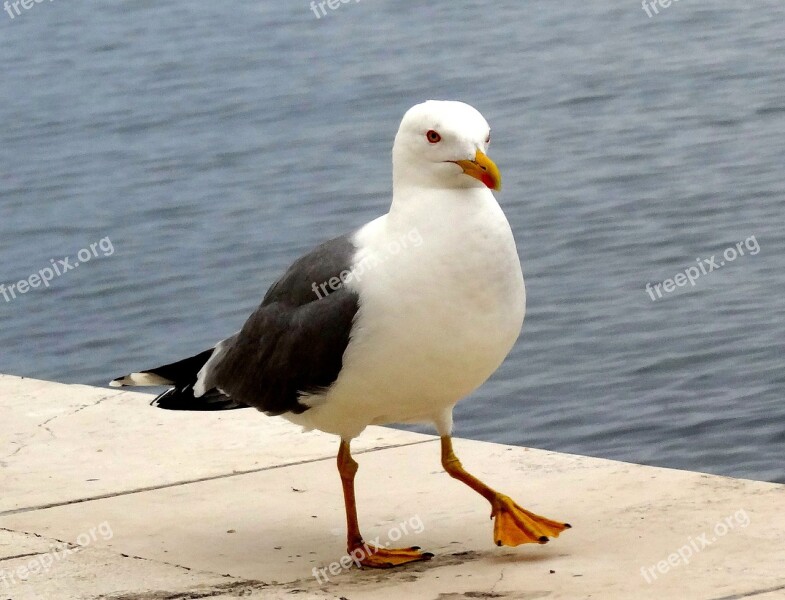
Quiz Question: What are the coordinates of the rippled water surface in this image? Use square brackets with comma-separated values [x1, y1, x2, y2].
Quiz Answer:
[1, 1, 783, 483]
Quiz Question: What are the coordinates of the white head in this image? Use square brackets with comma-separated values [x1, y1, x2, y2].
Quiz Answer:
[392, 100, 501, 193]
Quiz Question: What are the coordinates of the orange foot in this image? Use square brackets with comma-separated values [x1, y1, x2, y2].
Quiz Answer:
[491, 494, 571, 546]
[349, 543, 434, 569]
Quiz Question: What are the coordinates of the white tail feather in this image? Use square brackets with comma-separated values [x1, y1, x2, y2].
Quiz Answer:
[109, 372, 172, 388]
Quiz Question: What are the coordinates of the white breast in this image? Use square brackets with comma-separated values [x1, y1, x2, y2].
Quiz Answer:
[287, 188, 525, 440]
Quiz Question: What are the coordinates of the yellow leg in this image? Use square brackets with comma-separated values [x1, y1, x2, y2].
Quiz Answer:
[440, 436, 571, 546]
[337, 440, 433, 568]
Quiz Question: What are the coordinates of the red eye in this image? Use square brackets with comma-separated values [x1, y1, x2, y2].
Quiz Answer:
[426, 130, 441, 144]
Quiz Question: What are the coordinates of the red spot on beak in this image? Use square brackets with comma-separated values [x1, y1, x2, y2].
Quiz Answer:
[481, 173, 496, 189]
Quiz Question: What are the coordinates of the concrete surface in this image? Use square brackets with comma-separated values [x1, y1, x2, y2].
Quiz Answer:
[1, 373, 783, 599]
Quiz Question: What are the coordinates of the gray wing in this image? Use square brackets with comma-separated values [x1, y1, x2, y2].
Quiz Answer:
[200, 234, 360, 415]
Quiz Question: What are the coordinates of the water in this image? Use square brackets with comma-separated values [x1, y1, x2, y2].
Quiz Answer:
[1, 1, 783, 483]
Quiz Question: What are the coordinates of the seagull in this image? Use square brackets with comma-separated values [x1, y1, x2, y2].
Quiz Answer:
[111, 100, 570, 568]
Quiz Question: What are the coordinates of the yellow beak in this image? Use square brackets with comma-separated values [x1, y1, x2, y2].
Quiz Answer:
[451, 150, 502, 191]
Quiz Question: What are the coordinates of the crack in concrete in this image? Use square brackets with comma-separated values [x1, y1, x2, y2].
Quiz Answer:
[490, 566, 506, 594]
[0, 551, 50, 563]
[709, 583, 785, 600]
[99, 579, 271, 600]
[113, 550, 238, 580]
[1, 525, 85, 550]
[1, 525, 239, 584]
[1, 393, 120, 467]
[0, 438, 436, 517]
[0, 442, 25, 467]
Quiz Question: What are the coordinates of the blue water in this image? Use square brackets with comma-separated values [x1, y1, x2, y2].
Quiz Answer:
[1, 1, 783, 483]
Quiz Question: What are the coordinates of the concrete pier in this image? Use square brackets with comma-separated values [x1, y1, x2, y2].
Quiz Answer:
[1, 374, 783, 599]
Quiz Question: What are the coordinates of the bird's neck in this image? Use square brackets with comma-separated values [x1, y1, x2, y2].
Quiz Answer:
[388, 184, 498, 228]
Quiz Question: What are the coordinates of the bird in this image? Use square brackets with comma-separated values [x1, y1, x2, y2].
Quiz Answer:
[110, 100, 570, 568]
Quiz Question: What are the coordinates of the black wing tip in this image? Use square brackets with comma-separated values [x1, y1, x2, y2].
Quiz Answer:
[151, 387, 249, 411]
